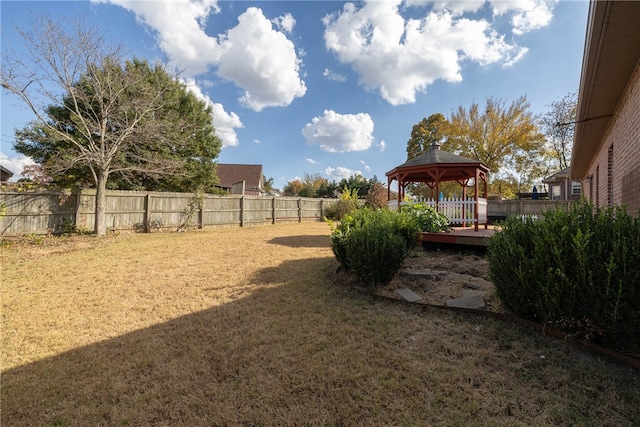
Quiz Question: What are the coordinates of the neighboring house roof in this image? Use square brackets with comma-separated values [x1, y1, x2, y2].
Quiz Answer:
[543, 167, 571, 183]
[1, 165, 15, 181]
[571, 1, 640, 179]
[216, 163, 263, 192]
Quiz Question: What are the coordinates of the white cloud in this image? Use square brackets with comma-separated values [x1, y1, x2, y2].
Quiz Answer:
[0, 152, 35, 182]
[323, 0, 550, 105]
[490, 0, 556, 35]
[95, 1, 306, 110]
[323, 68, 347, 82]
[272, 13, 296, 33]
[426, 0, 486, 15]
[360, 160, 372, 172]
[211, 103, 244, 148]
[306, 158, 318, 164]
[377, 140, 386, 152]
[324, 166, 361, 181]
[217, 7, 307, 111]
[183, 78, 243, 148]
[94, 0, 221, 75]
[302, 110, 374, 153]
[253, 139, 261, 144]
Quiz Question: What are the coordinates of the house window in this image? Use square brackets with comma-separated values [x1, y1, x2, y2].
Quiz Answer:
[551, 185, 561, 200]
[571, 182, 582, 196]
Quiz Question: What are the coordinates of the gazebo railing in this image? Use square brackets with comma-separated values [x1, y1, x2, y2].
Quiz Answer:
[389, 197, 487, 225]
[422, 197, 487, 225]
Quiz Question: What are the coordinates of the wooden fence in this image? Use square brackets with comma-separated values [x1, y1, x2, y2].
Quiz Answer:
[389, 197, 573, 224]
[487, 199, 574, 222]
[0, 189, 337, 236]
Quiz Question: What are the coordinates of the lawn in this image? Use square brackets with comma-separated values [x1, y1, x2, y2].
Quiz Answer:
[1, 222, 638, 426]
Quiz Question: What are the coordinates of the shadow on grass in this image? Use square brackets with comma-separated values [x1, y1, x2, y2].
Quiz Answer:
[3, 256, 639, 426]
[1, 255, 353, 426]
[267, 234, 331, 248]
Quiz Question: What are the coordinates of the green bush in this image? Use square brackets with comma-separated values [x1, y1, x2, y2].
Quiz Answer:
[345, 222, 408, 288]
[330, 208, 419, 288]
[399, 202, 450, 232]
[324, 186, 361, 221]
[488, 202, 640, 353]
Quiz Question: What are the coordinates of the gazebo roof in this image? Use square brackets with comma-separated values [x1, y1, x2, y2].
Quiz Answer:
[386, 145, 489, 183]
[395, 148, 481, 169]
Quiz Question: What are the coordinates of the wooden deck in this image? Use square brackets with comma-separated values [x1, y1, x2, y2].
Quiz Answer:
[418, 226, 498, 248]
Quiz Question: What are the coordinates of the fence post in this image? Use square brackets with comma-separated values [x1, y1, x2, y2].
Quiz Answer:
[240, 196, 245, 227]
[198, 195, 203, 229]
[272, 197, 276, 224]
[320, 199, 324, 219]
[75, 189, 82, 230]
[143, 193, 150, 233]
[298, 197, 302, 223]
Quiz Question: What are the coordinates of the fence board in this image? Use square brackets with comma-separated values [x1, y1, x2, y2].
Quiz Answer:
[0, 190, 337, 236]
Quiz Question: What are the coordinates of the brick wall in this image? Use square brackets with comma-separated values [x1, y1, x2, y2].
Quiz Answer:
[584, 62, 640, 214]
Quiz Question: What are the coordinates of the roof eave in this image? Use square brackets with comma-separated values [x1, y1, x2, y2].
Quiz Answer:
[570, 1, 640, 179]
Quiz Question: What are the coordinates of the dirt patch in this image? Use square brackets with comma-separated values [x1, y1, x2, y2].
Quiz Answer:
[375, 247, 508, 312]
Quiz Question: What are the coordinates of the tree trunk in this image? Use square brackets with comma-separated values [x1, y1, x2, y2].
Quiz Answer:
[94, 170, 108, 236]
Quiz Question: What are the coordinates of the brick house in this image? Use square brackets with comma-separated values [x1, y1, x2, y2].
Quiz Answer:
[215, 164, 265, 196]
[571, 1, 640, 213]
[543, 167, 582, 201]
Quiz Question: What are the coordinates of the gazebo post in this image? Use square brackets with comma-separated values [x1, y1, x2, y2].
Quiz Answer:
[474, 170, 480, 231]
[462, 183, 467, 227]
[483, 172, 488, 229]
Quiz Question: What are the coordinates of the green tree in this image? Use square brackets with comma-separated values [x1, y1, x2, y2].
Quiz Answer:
[2, 15, 221, 235]
[263, 175, 275, 193]
[540, 92, 577, 171]
[442, 96, 547, 196]
[406, 113, 449, 159]
[14, 59, 221, 193]
[317, 179, 339, 198]
[283, 179, 304, 196]
[283, 174, 328, 197]
[405, 114, 459, 199]
[284, 174, 379, 199]
[337, 174, 371, 198]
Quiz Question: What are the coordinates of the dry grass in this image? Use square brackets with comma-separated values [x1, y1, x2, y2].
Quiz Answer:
[1, 222, 638, 426]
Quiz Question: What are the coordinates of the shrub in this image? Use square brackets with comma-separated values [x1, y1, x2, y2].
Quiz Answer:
[488, 202, 640, 353]
[399, 202, 450, 233]
[364, 181, 388, 210]
[330, 208, 419, 288]
[324, 186, 360, 221]
[345, 223, 407, 288]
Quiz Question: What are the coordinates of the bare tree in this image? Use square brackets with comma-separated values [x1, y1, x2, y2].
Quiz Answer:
[1, 15, 196, 235]
[540, 92, 577, 171]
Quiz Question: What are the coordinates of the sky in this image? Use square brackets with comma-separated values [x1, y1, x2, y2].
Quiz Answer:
[1, 0, 589, 190]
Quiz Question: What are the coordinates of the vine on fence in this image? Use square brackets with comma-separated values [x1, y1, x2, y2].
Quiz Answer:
[177, 189, 205, 232]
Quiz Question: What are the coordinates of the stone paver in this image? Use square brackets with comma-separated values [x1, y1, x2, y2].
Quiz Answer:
[445, 294, 486, 309]
[395, 288, 423, 302]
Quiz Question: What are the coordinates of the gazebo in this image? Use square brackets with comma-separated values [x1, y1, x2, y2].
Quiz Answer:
[386, 143, 490, 231]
